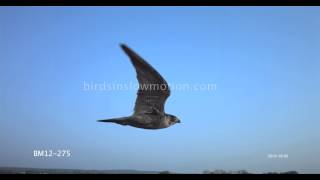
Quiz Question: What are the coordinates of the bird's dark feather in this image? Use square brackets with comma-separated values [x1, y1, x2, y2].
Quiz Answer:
[120, 44, 170, 114]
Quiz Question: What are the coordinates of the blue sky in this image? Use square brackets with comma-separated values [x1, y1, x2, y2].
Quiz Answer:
[0, 7, 319, 173]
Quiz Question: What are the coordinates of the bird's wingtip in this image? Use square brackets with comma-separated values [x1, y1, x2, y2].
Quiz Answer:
[120, 43, 128, 49]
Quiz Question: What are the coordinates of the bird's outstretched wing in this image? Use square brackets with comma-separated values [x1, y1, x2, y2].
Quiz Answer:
[120, 44, 170, 114]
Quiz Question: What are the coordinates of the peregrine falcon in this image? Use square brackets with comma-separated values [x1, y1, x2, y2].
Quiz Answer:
[98, 44, 181, 130]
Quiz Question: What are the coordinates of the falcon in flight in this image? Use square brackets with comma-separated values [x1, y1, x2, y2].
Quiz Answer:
[98, 44, 181, 129]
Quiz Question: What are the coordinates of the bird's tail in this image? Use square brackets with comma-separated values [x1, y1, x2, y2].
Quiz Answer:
[97, 117, 130, 125]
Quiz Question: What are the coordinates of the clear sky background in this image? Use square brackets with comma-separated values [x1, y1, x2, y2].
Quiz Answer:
[0, 7, 319, 173]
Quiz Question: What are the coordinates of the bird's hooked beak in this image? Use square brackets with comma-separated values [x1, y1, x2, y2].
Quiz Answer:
[176, 119, 181, 123]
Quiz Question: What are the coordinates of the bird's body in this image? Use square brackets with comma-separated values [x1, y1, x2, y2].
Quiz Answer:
[99, 114, 169, 129]
[98, 44, 180, 130]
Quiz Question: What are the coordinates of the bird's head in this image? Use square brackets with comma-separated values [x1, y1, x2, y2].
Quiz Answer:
[165, 114, 181, 126]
